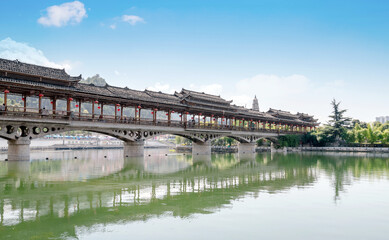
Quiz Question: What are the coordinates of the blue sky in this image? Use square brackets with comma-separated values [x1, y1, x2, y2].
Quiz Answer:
[0, 0, 388, 123]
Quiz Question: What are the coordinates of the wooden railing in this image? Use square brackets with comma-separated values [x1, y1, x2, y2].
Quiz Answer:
[0, 106, 309, 134]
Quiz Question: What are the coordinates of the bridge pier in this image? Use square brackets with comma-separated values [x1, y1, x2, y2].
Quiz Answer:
[192, 141, 211, 155]
[7, 139, 31, 161]
[123, 141, 145, 157]
[238, 142, 256, 154]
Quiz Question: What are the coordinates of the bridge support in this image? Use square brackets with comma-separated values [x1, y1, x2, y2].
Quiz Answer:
[7, 139, 31, 161]
[192, 141, 211, 155]
[238, 142, 256, 154]
[123, 141, 145, 157]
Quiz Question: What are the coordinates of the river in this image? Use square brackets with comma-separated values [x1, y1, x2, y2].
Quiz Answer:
[0, 150, 388, 239]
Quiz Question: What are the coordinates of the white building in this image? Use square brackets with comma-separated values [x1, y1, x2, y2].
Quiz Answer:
[376, 116, 389, 124]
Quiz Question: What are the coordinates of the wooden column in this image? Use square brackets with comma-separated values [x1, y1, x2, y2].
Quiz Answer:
[210, 115, 213, 127]
[198, 114, 201, 127]
[3, 90, 9, 110]
[153, 109, 157, 125]
[100, 104, 104, 118]
[121, 106, 123, 121]
[66, 98, 71, 116]
[78, 100, 82, 118]
[23, 94, 27, 112]
[38, 93, 43, 114]
[115, 105, 117, 121]
[92, 101, 95, 119]
[168, 110, 171, 126]
[52, 98, 56, 117]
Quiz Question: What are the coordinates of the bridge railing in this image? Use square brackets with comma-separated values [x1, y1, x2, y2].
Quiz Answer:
[0, 107, 307, 134]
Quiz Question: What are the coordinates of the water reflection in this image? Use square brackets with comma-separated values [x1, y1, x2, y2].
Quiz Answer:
[0, 150, 388, 239]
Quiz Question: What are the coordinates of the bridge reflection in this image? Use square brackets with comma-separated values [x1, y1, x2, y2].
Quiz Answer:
[0, 151, 388, 239]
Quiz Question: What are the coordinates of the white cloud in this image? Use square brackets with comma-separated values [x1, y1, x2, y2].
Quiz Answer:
[188, 83, 223, 96]
[122, 15, 145, 25]
[231, 74, 311, 107]
[0, 37, 75, 71]
[147, 82, 176, 94]
[38, 1, 87, 27]
[109, 24, 117, 29]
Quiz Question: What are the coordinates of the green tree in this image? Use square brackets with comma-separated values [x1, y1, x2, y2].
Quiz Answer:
[363, 123, 381, 144]
[322, 99, 351, 144]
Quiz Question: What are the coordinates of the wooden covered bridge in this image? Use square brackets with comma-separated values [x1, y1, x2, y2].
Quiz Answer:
[0, 58, 318, 160]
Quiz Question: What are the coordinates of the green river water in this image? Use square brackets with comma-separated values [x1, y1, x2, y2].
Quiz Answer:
[0, 149, 388, 239]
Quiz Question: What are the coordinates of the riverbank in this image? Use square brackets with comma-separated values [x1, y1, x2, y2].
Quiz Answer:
[176, 146, 389, 153]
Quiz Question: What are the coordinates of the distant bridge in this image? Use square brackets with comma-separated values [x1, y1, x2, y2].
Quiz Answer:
[0, 58, 318, 160]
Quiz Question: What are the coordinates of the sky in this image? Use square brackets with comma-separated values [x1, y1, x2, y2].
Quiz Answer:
[0, 0, 388, 124]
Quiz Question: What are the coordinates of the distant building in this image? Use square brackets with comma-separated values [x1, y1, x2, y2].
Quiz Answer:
[376, 116, 389, 124]
[252, 95, 259, 112]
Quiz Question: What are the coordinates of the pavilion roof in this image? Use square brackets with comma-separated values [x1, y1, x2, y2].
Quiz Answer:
[0, 58, 81, 83]
[145, 90, 181, 104]
[267, 108, 299, 119]
[178, 88, 233, 104]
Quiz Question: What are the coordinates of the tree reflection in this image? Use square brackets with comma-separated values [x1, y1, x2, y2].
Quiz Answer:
[0, 151, 388, 239]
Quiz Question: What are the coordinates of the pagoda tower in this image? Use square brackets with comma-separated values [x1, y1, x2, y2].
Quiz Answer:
[252, 95, 259, 111]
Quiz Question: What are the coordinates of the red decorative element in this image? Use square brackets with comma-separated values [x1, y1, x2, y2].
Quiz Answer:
[75, 104, 79, 107]
[95, 100, 99, 104]
[232, 117, 235, 119]
[213, 119, 216, 121]
[171, 111, 175, 113]
[68, 98, 73, 101]
[186, 112, 189, 114]
[117, 109, 120, 111]
[21, 98, 25, 101]
[50, 101, 53, 104]
[116, 104, 120, 107]
[199, 113, 202, 116]
[211, 114, 214, 117]
[4, 89, 9, 94]
[136, 110, 138, 113]
[151, 111, 154, 114]
[191, 117, 194, 119]
[179, 115, 182, 117]
[138, 105, 141, 109]
[39, 93, 44, 97]
[98, 106, 101, 109]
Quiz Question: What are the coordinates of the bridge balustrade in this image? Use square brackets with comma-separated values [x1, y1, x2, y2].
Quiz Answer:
[0, 106, 307, 134]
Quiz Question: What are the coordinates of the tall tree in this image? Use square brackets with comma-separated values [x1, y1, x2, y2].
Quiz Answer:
[322, 99, 351, 143]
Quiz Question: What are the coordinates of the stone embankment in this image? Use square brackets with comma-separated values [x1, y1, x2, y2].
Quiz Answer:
[177, 146, 389, 154]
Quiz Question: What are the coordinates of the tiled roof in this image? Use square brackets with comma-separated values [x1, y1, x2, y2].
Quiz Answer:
[179, 88, 232, 104]
[0, 58, 81, 82]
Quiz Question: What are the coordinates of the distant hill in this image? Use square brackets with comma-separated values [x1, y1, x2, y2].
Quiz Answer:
[80, 74, 107, 86]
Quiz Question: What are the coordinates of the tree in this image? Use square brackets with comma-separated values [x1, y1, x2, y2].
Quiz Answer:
[322, 99, 351, 144]
[363, 123, 382, 144]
